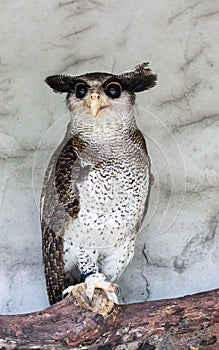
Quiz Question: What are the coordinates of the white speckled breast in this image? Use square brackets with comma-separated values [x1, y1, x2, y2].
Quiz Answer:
[63, 137, 149, 263]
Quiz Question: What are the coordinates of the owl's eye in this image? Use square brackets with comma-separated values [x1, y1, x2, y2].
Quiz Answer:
[75, 83, 88, 98]
[105, 82, 122, 99]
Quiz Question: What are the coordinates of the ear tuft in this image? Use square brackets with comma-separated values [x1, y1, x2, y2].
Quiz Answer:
[117, 63, 157, 93]
[45, 75, 76, 93]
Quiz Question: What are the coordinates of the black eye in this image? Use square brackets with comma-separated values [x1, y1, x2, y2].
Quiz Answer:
[75, 83, 88, 98]
[105, 82, 122, 99]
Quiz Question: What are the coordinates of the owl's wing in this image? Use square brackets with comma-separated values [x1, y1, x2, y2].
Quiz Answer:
[132, 129, 152, 229]
[41, 126, 89, 304]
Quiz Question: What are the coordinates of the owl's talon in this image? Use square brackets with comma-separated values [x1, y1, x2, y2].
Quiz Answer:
[114, 284, 121, 297]
[62, 285, 74, 299]
[85, 273, 119, 304]
[87, 296, 93, 306]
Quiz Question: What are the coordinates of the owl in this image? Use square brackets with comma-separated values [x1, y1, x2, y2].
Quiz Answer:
[41, 63, 157, 304]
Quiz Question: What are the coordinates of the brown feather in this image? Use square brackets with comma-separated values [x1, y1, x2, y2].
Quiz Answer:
[41, 126, 89, 304]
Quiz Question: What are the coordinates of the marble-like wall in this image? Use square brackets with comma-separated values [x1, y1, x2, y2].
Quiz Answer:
[0, 0, 218, 314]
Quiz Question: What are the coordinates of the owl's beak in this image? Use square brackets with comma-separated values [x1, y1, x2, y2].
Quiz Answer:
[89, 92, 108, 118]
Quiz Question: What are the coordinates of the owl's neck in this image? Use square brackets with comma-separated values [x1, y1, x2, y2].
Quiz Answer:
[68, 110, 138, 143]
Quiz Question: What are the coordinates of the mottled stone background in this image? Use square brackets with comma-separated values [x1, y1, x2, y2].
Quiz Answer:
[0, 0, 218, 314]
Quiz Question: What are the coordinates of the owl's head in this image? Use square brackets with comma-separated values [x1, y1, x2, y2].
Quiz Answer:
[45, 63, 157, 133]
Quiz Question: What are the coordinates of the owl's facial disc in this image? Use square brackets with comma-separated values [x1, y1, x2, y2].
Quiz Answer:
[89, 91, 110, 119]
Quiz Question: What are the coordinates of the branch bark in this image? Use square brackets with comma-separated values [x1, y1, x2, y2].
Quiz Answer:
[0, 284, 218, 350]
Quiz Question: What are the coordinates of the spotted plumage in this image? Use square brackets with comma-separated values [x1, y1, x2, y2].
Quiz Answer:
[41, 63, 157, 304]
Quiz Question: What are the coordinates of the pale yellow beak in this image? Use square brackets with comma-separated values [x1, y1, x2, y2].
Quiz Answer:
[90, 92, 101, 118]
[89, 92, 109, 118]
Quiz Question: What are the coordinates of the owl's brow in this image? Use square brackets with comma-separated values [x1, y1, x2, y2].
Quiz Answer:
[74, 79, 91, 88]
[102, 77, 123, 90]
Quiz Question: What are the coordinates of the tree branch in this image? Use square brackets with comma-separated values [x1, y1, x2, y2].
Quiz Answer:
[0, 284, 218, 349]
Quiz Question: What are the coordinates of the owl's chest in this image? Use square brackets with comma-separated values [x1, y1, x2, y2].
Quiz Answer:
[78, 157, 146, 210]
[64, 145, 149, 249]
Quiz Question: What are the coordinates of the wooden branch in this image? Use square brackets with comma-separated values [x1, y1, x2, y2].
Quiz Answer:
[0, 284, 218, 349]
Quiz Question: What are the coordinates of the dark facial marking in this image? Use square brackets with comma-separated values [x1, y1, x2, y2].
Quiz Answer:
[75, 82, 88, 99]
[104, 81, 122, 99]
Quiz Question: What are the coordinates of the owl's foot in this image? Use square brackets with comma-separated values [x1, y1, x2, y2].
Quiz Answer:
[62, 282, 119, 316]
[62, 273, 120, 305]
[85, 273, 119, 305]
